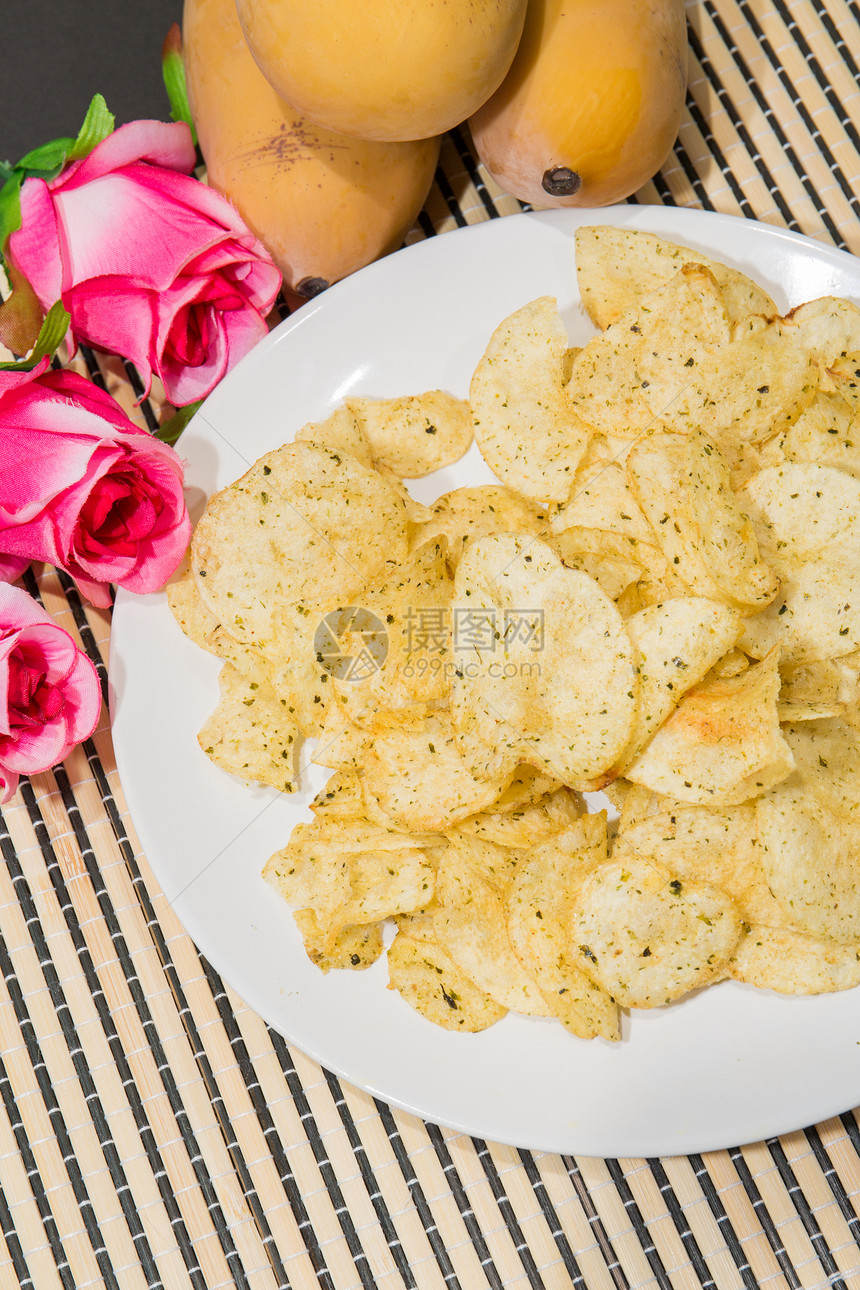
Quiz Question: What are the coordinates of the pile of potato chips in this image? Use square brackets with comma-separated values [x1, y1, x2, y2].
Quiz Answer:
[168, 225, 860, 1042]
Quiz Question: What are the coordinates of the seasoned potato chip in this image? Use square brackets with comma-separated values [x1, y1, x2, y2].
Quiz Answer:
[616, 804, 785, 926]
[773, 388, 860, 481]
[434, 842, 552, 1015]
[264, 817, 436, 950]
[570, 857, 743, 1008]
[568, 264, 729, 438]
[741, 462, 860, 664]
[347, 390, 474, 478]
[413, 485, 547, 571]
[470, 296, 593, 502]
[507, 816, 620, 1040]
[192, 442, 409, 649]
[617, 597, 742, 773]
[197, 663, 299, 791]
[728, 926, 860, 994]
[451, 534, 637, 785]
[549, 458, 658, 561]
[309, 769, 366, 819]
[387, 932, 507, 1031]
[781, 295, 860, 372]
[361, 709, 515, 832]
[457, 786, 580, 848]
[625, 648, 794, 805]
[575, 226, 777, 329]
[294, 910, 383, 972]
[628, 431, 778, 612]
[295, 403, 374, 467]
[756, 719, 860, 942]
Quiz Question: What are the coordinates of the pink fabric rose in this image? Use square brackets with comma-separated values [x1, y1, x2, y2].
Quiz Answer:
[6, 120, 282, 405]
[0, 365, 191, 607]
[0, 582, 101, 801]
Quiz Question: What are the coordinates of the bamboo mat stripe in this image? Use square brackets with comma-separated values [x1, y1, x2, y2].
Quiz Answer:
[3, 0, 860, 1286]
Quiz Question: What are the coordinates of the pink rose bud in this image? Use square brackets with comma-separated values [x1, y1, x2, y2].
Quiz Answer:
[0, 366, 191, 607]
[0, 583, 101, 801]
[7, 120, 282, 406]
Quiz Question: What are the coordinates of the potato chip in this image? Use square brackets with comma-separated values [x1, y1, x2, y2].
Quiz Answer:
[728, 926, 860, 994]
[451, 534, 637, 785]
[413, 485, 548, 571]
[386, 931, 508, 1030]
[197, 662, 299, 792]
[756, 719, 860, 942]
[575, 226, 777, 329]
[741, 462, 860, 664]
[309, 768, 366, 819]
[615, 804, 785, 926]
[433, 840, 552, 1014]
[627, 431, 778, 612]
[264, 816, 437, 950]
[457, 786, 581, 848]
[294, 909, 384, 972]
[625, 648, 794, 805]
[192, 441, 409, 650]
[772, 388, 860, 481]
[549, 458, 659, 561]
[570, 857, 743, 1008]
[361, 708, 515, 832]
[295, 403, 374, 468]
[506, 815, 619, 1040]
[617, 597, 742, 773]
[781, 295, 860, 373]
[777, 656, 860, 723]
[567, 264, 730, 438]
[347, 390, 474, 478]
[470, 296, 593, 502]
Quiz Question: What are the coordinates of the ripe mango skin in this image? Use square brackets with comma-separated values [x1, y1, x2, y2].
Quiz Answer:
[469, 0, 688, 208]
[235, 0, 529, 143]
[183, 0, 440, 298]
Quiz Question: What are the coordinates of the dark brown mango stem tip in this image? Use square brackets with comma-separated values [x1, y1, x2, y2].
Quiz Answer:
[295, 276, 331, 299]
[541, 166, 582, 197]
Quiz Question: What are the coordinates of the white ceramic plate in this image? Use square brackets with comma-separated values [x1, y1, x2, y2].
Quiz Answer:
[110, 207, 860, 1157]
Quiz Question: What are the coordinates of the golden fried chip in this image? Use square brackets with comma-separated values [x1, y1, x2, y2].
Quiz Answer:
[413, 485, 548, 571]
[433, 843, 552, 1014]
[756, 719, 860, 942]
[628, 431, 778, 612]
[294, 910, 384, 972]
[617, 597, 742, 773]
[470, 296, 593, 502]
[567, 264, 729, 438]
[294, 403, 374, 467]
[387, 932, 508, 1031]
[361, 709, 515, 832]
[570, 857, 743, 1008]
[728, 926, 860, 994]
[457, 786, 581, 848]
[625, 648, 793, 805]
[616, 804, 784, 926]
[506, 816, 619, 1039]
[197, 663, 299, 791]
[452, 534, 637, 785]
[781, 295, 860, 373]
[191, 441, 409, 649]
[347, 390, 474, 478]
[741, 462, 860, 664]
[575, 226, 777, 329]
[309, 769, 366, 819]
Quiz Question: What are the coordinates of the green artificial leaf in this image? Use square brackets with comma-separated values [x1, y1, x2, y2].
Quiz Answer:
[0, 94, 115, 258]
[161, 23, 198, 144]
[0, 299, 71, 370]
[66, 94, 115, 162]
[156, 398, 203, 445]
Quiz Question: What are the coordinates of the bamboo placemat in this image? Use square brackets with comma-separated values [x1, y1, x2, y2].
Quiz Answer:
[3, 1, 860, 1286]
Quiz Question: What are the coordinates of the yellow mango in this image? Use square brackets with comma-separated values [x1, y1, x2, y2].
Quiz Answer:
[469, 0, 688, 207]
[183, 0, 440, 300]
[234, 0, 529, 143]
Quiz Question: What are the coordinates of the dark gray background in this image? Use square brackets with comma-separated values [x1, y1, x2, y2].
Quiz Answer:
[3, 1, 183, 162]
